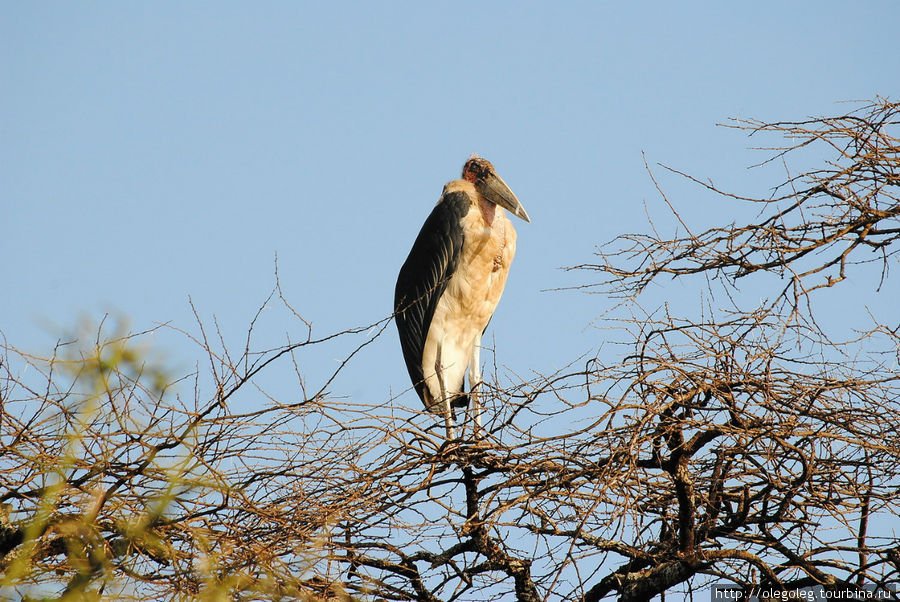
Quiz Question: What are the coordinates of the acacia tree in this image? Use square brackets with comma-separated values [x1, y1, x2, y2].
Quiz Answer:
[1, 99, 898, 601]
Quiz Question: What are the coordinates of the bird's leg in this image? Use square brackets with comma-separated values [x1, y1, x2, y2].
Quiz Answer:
[468, 333, 484, 436]
[443, 400, 455, 441]
[435, 339, 456, 440]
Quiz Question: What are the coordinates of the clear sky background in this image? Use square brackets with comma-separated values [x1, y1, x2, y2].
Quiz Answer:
[2, 4, 898, 416]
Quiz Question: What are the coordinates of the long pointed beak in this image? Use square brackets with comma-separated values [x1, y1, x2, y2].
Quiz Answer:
[479, 172, 531, 223]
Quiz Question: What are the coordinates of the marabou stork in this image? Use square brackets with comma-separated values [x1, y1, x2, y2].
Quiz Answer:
[394, 156, 530, 438]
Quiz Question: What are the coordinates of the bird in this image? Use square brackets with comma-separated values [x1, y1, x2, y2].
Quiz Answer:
[394, 155, 530, 439]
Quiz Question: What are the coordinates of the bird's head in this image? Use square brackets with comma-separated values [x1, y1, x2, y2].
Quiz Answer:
[462, 155, 531, 223]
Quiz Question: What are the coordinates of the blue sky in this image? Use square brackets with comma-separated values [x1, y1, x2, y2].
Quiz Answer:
[2, 3, 898, 410]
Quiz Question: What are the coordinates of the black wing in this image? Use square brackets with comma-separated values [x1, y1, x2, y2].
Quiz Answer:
[394, 190, 469, 405]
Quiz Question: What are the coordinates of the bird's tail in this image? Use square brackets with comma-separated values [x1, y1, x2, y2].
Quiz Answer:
[451, 394, 469, 409]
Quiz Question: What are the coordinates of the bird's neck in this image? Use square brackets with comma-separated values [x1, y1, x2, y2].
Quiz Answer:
[478, 197, 499, 227]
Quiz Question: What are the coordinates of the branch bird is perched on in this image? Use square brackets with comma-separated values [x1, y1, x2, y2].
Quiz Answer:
[394, 156, 530, 439]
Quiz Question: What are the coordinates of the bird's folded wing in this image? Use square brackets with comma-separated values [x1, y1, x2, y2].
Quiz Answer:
[393, 191, 469, 404]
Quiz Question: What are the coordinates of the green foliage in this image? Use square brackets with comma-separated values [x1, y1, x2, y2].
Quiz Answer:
[0, 318, 334, 600]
